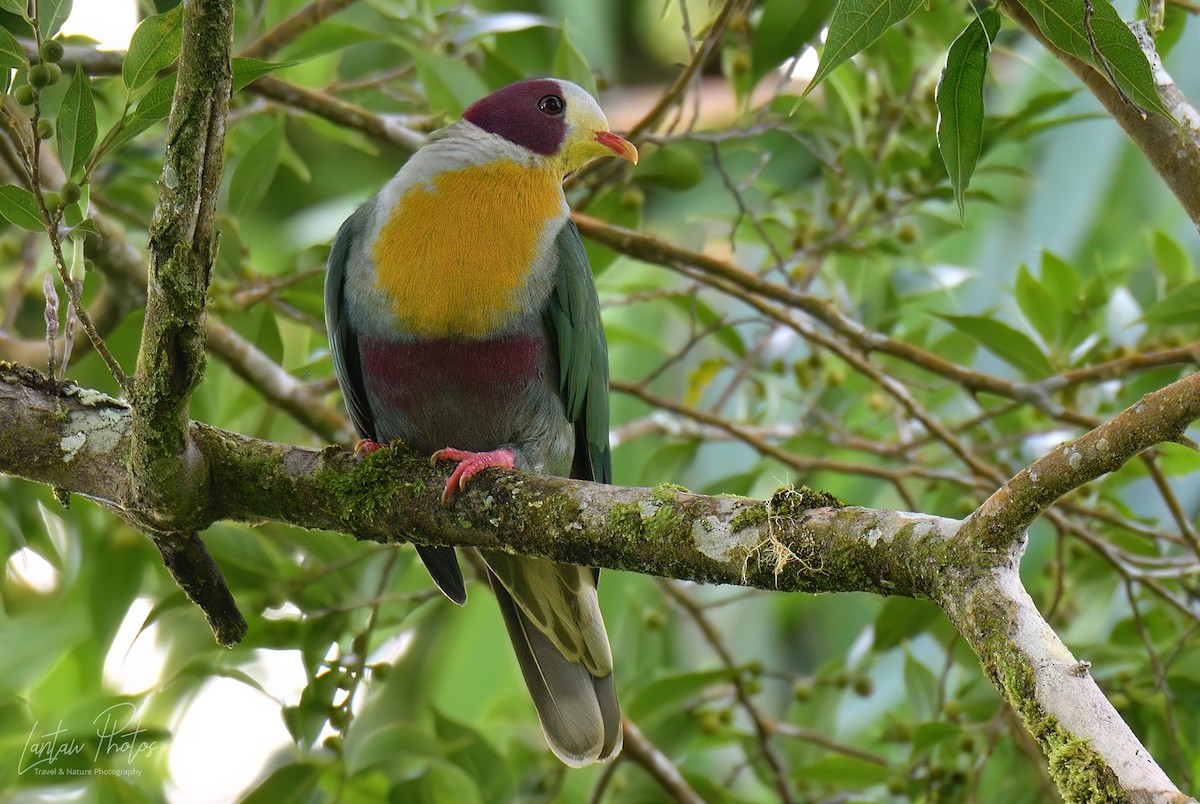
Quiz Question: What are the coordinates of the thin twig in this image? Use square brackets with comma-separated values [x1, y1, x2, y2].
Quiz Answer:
[239, 0, 357, 60]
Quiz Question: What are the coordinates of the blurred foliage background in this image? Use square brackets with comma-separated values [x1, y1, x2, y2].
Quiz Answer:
[0, 0, 1198, 801]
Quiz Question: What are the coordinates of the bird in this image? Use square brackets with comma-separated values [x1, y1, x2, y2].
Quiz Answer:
[324, 78, 637, 766]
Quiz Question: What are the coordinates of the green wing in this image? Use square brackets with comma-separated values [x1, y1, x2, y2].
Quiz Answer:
[545, 220, 611, 485]
[325, 203, 378, 440]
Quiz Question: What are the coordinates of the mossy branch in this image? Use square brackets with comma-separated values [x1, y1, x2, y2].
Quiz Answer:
[127, 0, 242, 642]
[0, 364, 1194, 801]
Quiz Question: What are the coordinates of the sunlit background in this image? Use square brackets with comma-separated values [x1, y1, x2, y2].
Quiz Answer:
[4, 0, 1194, 801]
[23, 4, 820, 802]
[28, 8, 301, 804]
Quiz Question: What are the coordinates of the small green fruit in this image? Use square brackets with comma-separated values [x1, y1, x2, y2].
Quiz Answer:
[46, 63, 61, 84]
[36, 118, 53, 140]
[40, 39, 65, 63]
[61, 182, 81, 204]
[28, 64, 51, 88]
[42, 191, 61, 211]
[14, 85, 34, 105]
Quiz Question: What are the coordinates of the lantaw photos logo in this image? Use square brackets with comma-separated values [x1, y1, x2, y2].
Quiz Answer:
[18, 702, 161, 778]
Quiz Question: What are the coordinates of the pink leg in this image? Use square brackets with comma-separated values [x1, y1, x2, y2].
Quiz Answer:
[355, 438, 384, 456]
[430, 447, 515, 507]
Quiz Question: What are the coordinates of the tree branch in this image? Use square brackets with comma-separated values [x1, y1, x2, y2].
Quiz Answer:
[132, 0, 234, 524]
[962, 373, 1200, 553]
[239, 0, 358, 60]
[1001, 0, 1200, 231]
[128, 0, 243, 644]
[0, 365, 1194, 801]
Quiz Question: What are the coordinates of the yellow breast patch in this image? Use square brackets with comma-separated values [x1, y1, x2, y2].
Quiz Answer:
[372, 160, 563, 338]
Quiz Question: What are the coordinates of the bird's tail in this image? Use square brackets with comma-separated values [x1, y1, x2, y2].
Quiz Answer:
[483, 551, 621, 766]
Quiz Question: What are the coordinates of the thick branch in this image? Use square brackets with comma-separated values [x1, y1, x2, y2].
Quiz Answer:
[963, 372, 1200, 552]
[940, 566, 1192, 804]
[0, 367, 1192, 801]
[131, 0, 233, 527]
[1001, 0, 1200, 231]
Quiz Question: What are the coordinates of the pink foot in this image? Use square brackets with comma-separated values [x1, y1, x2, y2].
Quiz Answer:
[430, 447, 515, 507]
[355, 438, 384, 456]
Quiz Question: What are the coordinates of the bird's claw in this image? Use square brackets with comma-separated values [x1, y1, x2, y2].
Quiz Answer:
[354, 438, 384, 456]
[430, 447, 515, 507]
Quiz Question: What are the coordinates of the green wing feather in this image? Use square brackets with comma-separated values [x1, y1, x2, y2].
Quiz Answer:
[545, 220, 611, 485]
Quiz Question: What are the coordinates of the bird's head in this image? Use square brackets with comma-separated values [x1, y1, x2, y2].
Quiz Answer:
[462, 79, 638, 175]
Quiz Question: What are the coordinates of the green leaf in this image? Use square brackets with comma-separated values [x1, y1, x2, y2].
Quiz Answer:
[128, 73, 177, 132]
[1013, 0, 1171, 119]
[798, 755, 891, 789]
[635, 144, 704, 191]
[123, 4, 183, 91]
[627, 667, 738, 722]
[1150, 230, 1193, 289]
[752, 0, 835, 83]
[936, 8, 1000, 221]
[408, 50, 488, 117]
[390, 761, 484, 804]
[936, 314, 1055, 379]
[56, 67, 96, 181]
[1039, 250, 1081, 310]
[0, 184, 45, 231]
[552, 25, 596, 98]
[874, 598, 942, 650]
[0, 25, 28, 69]
[802, 0, 925, 99]
[232, 57, 298, 93]
[242, 762, 321, 804]
[228, 121, 284, 217]
[1015, 263, 1058, 344]
[903, 649, 939, 721]
[0, 0, 27, 16]
[36, 0, 71, 38]
[1144, 279, 1200, 325]
[913, 721, 961, 752]
[432, 710, 512, 802]
[98, 73, 176, 159]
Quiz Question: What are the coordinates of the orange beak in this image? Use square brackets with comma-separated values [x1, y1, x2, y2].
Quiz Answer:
[594, 130, 639, 164]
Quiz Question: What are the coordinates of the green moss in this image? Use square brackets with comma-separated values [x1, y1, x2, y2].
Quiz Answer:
[769, 485, 844, 517]
[51, 402, 71, 425]
[606, 502, 644, 539]
[972, 598, 1125, 803]
[730, 503, 768, 532]
[646, 502, 686, 542]
[651, 482, 689, 504]
[315, 447, 400, 525]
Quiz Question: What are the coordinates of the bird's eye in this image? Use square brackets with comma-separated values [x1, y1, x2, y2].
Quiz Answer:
[538, 94, 565, 116]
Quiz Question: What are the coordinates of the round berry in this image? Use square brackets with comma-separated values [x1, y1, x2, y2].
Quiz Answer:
[46, 63, 61, 84]
[42, 191, 61, 211]
[28, 64, 51, 88]
[61, 182, 81, 205]
[14, 84, 33, 105]
[36, 118, 53, 140]
[40, 39, 65, 63]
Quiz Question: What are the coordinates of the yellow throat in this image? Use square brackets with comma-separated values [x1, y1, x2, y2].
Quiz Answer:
[372, 160, 563, 338]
